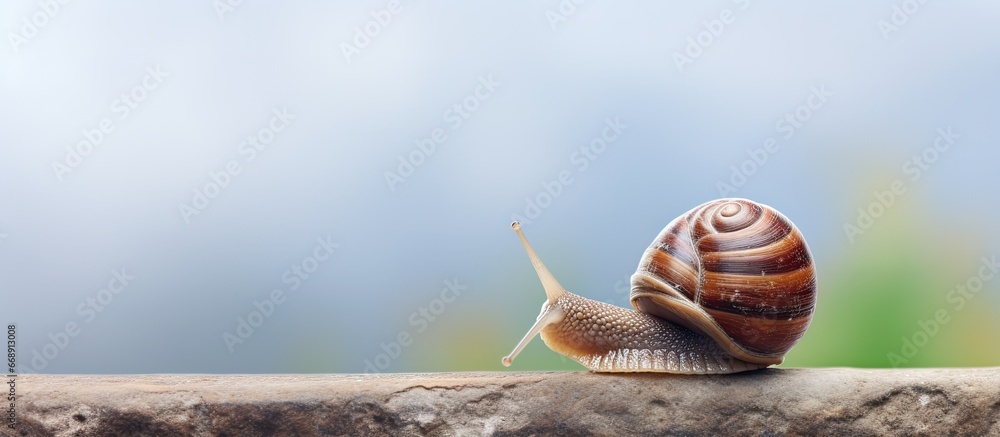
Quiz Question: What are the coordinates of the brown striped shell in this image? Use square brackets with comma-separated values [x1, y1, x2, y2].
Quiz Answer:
[630, 198, 816, 365]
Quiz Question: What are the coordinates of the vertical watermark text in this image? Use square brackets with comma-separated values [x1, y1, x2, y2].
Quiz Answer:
[6, 324, 15, 430]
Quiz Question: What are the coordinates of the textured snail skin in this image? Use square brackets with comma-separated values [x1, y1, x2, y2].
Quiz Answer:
[539, 294, 763, 374]
[630, 198, 817, 365]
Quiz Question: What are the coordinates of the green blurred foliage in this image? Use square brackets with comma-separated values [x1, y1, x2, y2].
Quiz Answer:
[785, 196, 1000, 368]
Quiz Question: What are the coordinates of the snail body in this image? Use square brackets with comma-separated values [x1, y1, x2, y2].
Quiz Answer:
[501, 198, 817, 374]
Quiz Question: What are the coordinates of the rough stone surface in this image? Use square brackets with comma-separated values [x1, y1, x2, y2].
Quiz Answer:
[4, 369, 1000, 436]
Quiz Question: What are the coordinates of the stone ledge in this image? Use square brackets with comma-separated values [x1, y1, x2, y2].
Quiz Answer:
[4, 369, 999, 436]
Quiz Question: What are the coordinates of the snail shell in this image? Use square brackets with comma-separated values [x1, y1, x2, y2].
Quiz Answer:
[630, 198, 817, 365]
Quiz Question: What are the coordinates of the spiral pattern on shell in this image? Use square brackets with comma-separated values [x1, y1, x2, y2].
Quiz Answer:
[630, 198, 817, 364]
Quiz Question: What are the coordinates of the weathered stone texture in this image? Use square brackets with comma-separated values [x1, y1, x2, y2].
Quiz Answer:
[3, 369, 999, 436]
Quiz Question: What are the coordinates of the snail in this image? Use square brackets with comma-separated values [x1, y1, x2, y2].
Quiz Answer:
[501, 198, 816, 374]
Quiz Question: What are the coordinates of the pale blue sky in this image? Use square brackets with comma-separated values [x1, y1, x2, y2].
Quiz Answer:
[1, 1, 998, 372]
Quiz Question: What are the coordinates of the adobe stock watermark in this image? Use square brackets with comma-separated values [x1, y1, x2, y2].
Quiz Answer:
[363, 278, 467, 373]
[179, 107, 295, 224]
[223, 235, 339, 353]
[50, 65, 168, 182]
[340, 0, 412, 64]
[511, 116, 627, 225]
[716, 85, 834, 196]
[672, 0, 751, 73]
[545, 0, 588, 32]
[613, 273, 632, 305]
[887, 254, 998, 367]
[6, 324, 15, 430]
[843, 126, 959, 244]
[384, 75, 501, 191]
[22, 268, 136, 373]
[213, 0, 247, 21]
[7, 0, 72, 54]
[877, 0, 931, 41]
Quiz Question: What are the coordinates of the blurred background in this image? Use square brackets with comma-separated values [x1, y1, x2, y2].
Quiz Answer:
[1, 1, 998, 374]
